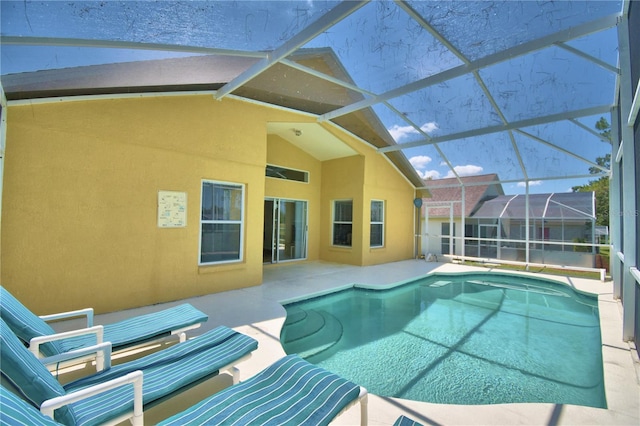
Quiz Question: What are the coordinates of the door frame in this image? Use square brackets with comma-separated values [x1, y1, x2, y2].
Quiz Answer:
[263, 197, 308, 264]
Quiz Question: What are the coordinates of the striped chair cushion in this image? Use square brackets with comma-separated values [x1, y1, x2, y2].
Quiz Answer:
[0, 286, 65, 356]
[0, 285, 208, 357]
[55, 303, 208, 355]
[158, 354, 362, 426]
[394, 415, 425, 426]
[1, 380, 136, 426]
[66, 326, 258, 392]
[0, 319, 75, 425]
[63, 327, 257, 426]
[0, 386, 60, 426]
[2, 320, 258, 426]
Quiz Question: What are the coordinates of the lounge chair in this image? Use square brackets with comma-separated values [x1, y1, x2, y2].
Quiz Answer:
[393, 415, 425, 426]
[0, 353, 367, 426]
[0, 318, 258, 425]
[0, 285, 208, 361]
[158, 354, 368, 426]
[2, 383, 60, 426]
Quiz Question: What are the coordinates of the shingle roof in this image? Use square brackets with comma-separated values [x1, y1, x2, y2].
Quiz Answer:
[471, 192, 595, 220]
[2, 50, 425, 188]
[422, 173, 504, 218]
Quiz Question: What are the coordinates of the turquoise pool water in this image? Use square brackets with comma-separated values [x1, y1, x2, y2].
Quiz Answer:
[280, 272, 606, 408]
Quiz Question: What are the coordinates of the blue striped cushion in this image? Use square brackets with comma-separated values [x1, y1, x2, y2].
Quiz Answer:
[56, 304, 208, 355]
[0, 285, 208, 357]
[66, 326, 258, 394]
[0, 319, 76, 425]
[0, 386, 60, 426]
[61, 383, 140, 426]
[0, 286, 65, 356]
[158, 354, 361, 426]
[2, 320, 258, 426]
[394, 415, 425, 426]
[62, 327, 257, 425]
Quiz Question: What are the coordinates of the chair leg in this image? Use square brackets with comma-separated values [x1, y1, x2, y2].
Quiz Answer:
[231, 366, 240, 384]
[359, 389, 369, 426]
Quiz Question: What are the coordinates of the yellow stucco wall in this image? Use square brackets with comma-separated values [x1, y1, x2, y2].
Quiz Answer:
[2, 94, 416, 314]
[319, 127, 416, 266]
[265, 135, 322, 261]
[362, 147, 417, 266]
[2, 95, 273, 313]
[320, 155, 366, 265]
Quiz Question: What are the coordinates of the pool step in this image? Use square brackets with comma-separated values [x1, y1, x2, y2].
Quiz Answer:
[281, 309, 343, 359]
[283, 306, 308, 326]
[282, 309, 325, 343]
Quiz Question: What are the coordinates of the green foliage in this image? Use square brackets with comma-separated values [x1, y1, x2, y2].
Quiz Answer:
[572, 117, 611, 227]
[595, 117, 612, 142]
[572, 176, 609, 226]
[572, 237, 590, 252]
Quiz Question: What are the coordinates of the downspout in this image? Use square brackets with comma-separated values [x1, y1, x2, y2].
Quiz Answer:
[525, 182, 530, 267]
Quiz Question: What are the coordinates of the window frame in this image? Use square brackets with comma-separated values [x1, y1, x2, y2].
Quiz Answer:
[265, 163, 309, 183]
[332, 199, 353, 247]
[370, 199, 385, 248]
[199, 179, 245, 265]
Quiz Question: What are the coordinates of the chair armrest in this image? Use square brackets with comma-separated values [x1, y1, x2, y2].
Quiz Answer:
[30, 325, 104, 358]
[41, 341, 113, 372]
[40, 308, 94, 327]
[40, 370, 144, 426]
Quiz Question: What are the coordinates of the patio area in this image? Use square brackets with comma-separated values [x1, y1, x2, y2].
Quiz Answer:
[70, 260, 638, 426]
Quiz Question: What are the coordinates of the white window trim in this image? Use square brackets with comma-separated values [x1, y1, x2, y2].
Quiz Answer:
[265, 163, 310, 184]
[370, 199, 385, 248]
[199, 179, 245, 265]
[332, 199, 353, 247]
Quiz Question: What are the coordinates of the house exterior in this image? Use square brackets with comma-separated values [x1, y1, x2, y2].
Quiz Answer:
[1, 53, 427, 314]
[471, 192, 597, 267]
[421, 174, 504, 257]
[421, 175, 597, 268]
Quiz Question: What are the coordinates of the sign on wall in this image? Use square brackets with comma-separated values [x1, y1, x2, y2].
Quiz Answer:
[158, 190, 187, 228]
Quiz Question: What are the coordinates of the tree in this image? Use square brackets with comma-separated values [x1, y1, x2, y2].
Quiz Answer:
[572, 117, 611, 227]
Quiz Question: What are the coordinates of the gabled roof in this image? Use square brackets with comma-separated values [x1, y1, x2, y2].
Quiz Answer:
[422, 174, 504, 218]
[0, 1, 621, 194]
[1, 49, 425, 188]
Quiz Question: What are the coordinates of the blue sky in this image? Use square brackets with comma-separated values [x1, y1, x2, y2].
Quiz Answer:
[1, 1, 619, 195]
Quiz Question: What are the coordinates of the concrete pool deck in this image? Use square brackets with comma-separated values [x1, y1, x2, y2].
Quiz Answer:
[79, 260, 639, 425]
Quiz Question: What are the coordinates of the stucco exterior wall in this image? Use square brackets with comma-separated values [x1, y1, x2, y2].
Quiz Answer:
[320, 155, 365, 265]
[319, 129, 416, 266]
[362, 149, 417, 266]
[2, 94, 417, 314]
[265, 135, 322, 261]
[2, 95, 272, 313]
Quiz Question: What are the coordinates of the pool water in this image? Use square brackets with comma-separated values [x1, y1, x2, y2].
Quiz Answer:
[280, 272, 606, 408]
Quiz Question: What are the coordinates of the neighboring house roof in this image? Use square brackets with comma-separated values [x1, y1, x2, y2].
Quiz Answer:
[422, 174, 504, 218]
[1, 49, 425, 188]
[471, 192, 595, 220]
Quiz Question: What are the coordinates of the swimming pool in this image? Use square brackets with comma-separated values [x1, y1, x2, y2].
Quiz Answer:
[280, 272, 606, 408]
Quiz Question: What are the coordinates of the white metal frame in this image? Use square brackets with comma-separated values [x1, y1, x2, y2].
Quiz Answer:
[332, 199, 353, 248]
[370, 199, 385, 248]
[199, 179, 246, 266]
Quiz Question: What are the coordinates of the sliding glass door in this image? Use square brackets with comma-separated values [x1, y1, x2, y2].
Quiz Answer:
[264, 198, 307, 263]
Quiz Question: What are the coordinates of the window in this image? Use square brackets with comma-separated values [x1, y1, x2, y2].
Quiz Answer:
[265, 164, 309, 183]
[332, 200, 352, 247]
[200, 180, 244, 264]
[370, 200, 384, 247]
